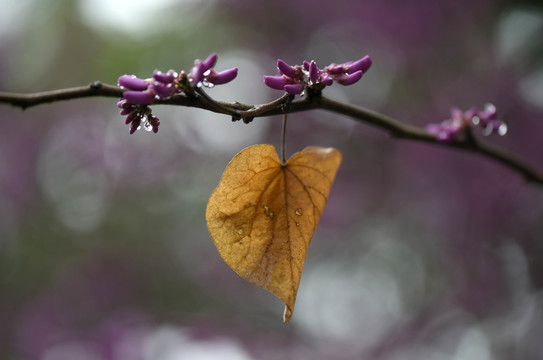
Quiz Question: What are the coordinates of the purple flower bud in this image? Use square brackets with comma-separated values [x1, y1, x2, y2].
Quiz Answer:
[152, 83, 175, 99]
[277, 59, 297, 78]
[347, 55, 372, 74]
[284, 84, 304, 94]
[123, 90, 155, 105]
[125, 111, 138, 125]
[335, 70, 363, 85]
[202, 53, 218, 72]
[264, 75, 290, 90]
[303, 61, 310, 71]
[118, 75, 149, 91]
[322, 76, 334, 86]
[121, 103, 134, 112]
[309, 61, 319, 83]
[120, 108, 132, 116]
[326, 65, 345, 75]
[117, 99, 126, 108]
[129, 117, 141, 134]
[206, 67, 238, 85]
[153, 70, 177, 84]
[149, 115, 160, 133]
[189, 61, 205, 85]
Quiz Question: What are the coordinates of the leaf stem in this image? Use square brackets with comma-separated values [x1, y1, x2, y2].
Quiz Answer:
[281, 112, 287, 165]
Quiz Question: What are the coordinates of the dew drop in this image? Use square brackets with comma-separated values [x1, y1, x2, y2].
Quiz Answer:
[498, 123, 508, 136]
[269, 212, 274, 219]
[484, 103, 496, 113]
[471, 115, 480, 126]
[295, 222, 300, 227]
[143, 120, 153, 132]
[263, 205, 270, 214]
[295, 208, 302, 216]
[202, 80, 215, 88]
[237, 229, 243, 235]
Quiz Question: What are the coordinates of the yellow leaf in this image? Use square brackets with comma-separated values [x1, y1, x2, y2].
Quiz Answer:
[206, 144, 342, 322]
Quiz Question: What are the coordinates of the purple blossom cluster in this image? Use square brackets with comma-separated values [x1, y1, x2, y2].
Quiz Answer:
[117, 53, 238, 134]
[263, 56, 372, 95]
[426, 104, 507, 142]
[117, 98, 160, 134]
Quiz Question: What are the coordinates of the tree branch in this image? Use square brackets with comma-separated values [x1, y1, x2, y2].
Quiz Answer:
[1, 83, 542, 185]
[0, 82, 124, 109]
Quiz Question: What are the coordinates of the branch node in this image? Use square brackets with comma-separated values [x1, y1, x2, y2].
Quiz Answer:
[281, 94, 295, 113]
[90, 81, 103, 90]
[306, 87, 322, 103]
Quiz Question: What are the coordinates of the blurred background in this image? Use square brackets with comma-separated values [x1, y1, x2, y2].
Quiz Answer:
[1, 0, 543, 359]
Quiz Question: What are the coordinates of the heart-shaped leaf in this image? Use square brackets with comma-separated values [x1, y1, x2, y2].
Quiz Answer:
[206, 144, 342, 322]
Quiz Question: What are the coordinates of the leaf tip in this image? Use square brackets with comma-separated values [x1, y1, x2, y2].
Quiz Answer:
[283, 305, 293, 323]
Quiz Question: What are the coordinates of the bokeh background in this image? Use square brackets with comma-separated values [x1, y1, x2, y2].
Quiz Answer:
[2, 0, 543, 359]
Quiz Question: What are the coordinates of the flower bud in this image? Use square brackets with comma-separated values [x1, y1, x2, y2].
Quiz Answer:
[153, 70, 177, 84]
[123, 90, 155, 105]
[335, 70, 363, 85]
[118, 75, 149, 91]
[152, 83, 175, 99]
[277, 59, 298, 78]
[347, 55, 372, 74]
[129, 117, 142, 134]
[309, 61, 319, 83]
[206, 68, 238, 85]
[264, 76, 289, 90]
[202, 53, 218, 72]
[284, 84, 304, 94]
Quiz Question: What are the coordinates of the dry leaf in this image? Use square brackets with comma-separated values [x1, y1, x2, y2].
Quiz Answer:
[206, 144, 342, 322]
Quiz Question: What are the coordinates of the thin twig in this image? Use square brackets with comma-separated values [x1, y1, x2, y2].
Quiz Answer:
[237, 93, 292, 119]
[0, 82, 123, 109]
[195, 87, 240, 117]
[317, 96, 543, 184]
[0, 83, 542, 185]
